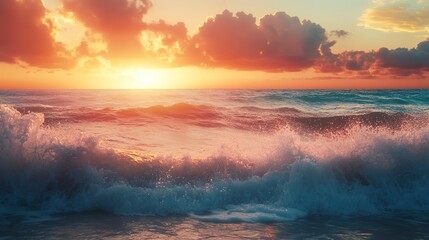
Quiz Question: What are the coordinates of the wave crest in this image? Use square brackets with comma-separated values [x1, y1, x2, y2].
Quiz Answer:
[20, 102, 427, 135]
[1, 105, 429, 218]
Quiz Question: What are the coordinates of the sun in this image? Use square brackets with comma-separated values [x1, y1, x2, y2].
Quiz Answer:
[120, 68, 166, 89]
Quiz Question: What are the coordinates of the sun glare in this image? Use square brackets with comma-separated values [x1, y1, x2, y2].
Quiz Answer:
[120, 68, 166, 89]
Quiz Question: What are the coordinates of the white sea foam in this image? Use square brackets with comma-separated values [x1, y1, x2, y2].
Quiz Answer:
[190, 205, 307, 223]
[1, 104, 429, 221]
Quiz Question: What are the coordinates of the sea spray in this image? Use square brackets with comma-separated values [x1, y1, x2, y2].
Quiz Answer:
[1, 104, 429, 220]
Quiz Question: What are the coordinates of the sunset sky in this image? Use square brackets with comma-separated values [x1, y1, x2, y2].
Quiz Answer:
[1, 0, 429, 89]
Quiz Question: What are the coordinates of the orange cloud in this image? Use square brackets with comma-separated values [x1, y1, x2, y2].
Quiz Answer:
[140, 20, 189, 65]
[0, 0, 74, 68]
[1, 0, 429, 79]
[62, 0, 152, 64]
[62, 0, 188, 67]
[186, 11, 328, 72]
[360, 1, 429, 32]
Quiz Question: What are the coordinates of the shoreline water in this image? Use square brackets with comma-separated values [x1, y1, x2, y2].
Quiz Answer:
[2, 212, 429, 239]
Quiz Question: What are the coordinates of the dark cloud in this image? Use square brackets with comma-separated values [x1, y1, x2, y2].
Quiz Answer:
[317, 50, 376, 72]
[0, 0, 74, 68]
[320, 40, 336, 56]
[343, 51, 375, 71]
[315, 40, 429, 76]
[417, 40, 429, 53]
[330, 30, 349, 38]
[374, 42, 429, 76]
[377, 46, 429, 69]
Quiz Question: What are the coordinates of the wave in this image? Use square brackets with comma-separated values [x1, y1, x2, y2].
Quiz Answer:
[231, 109, 426, 133]
[15, 103, 428, 134]
[39, 103, 226, 127]
[1, 105, 429, 221]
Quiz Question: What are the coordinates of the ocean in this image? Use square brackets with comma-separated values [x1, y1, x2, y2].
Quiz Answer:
[0, 89, 429, 239]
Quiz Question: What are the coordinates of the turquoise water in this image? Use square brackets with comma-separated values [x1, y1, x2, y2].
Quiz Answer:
[1, 213, 429, 239]
[0, 90, 429, 238]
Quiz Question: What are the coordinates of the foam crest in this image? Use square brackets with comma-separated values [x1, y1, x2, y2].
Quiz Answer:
[190, 205, 307, 223]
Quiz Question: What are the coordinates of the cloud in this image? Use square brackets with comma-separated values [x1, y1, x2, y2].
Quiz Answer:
[375, 41, 429, 75]
[62, 0, 190, 67]
[140, 20, 190, 65]
[360, 0, 429, 32]
[62, 0, 152, 64]
[315, 50, 376, 74]
[330, 30, 349, 38]
[315, 39, 429, 76]
[1, 1, 429, 78]
[186, 10, 328, 72]
[63, 7, 331, 71]
[0, 0, 74, 68]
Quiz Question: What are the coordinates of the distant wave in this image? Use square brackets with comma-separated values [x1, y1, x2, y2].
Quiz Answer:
[1, 104, 429, 221]
[15, 103, 428, 134]
[41, 103, 225, 127]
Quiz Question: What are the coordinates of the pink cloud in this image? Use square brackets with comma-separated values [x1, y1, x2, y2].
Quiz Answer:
[186, 10, 328, 71]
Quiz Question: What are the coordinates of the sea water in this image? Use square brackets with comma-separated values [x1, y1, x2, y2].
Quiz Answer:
[0, 90, 428, 239]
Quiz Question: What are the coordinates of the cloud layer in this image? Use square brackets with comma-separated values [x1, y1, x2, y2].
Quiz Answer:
[0, 0, 428, 78]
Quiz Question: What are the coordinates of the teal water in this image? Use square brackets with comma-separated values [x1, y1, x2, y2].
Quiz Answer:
[1, 212, 429, 239]
[0, 90, 428, 239]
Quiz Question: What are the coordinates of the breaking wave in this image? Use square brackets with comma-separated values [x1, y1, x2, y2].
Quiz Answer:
[1, 105, 429, 222]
